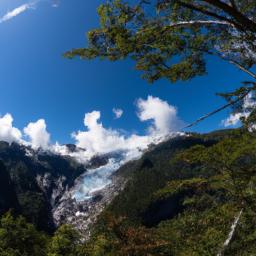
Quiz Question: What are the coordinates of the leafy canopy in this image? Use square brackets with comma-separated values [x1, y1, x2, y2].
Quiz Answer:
[66, 0, 256, 83]
[177, 132, 256, 209]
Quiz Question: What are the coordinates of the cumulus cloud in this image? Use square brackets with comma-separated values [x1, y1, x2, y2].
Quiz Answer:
[0, 3, 36, 23]
[72, 111, 127, 157]
[0, 114, 22, 143]
[113, 108, 123, 119]
[0, 96, 183, 162]
[24, 119, 50, 149]
[71, 96, 183, 160]
[222, 93, 256, 127]
[137, 96, 184, 135]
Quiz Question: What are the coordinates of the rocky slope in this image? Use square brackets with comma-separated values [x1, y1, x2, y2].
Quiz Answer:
[0, 141, 134, 235]
[0, 141, 87, 232]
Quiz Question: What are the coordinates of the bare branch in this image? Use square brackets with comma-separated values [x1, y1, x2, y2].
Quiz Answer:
[177, 1, 244, 31]
[216, 54, 256, 80]
[205, 50, 256, 80]
[168, 20, 233, 28]
[229, 60, 256, 80]
[183, 89, 252, 129]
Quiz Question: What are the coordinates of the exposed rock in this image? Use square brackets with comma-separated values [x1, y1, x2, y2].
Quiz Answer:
[0, 141, 129, 237]
[52, 174, 126, 239]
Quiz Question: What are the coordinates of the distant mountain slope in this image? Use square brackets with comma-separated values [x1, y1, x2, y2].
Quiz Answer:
[0, 141, 87, 232]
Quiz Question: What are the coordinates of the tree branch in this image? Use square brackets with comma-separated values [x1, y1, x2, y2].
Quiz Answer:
[229, 60, 256, 80]
[138, 19, 233, 36]
[177, 1, 244, 31]
[214, 52, 256, 80]
[204, 0, 256, 32]
[168, 20, 233, 28]
[183, 89, 252, 129]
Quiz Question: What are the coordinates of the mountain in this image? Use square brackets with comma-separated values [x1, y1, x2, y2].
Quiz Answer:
[0, 141, 135, 235]
[0, 129, 254, 255]
[84, 129, 254, 255]
[0, 141, 87, 232]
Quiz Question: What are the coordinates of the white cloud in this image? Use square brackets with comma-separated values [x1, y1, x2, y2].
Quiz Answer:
[113, 108, 123, 119]
[0, 0, 60, 24]
[71, 96, 183, 160]
[0, 114, 22, 143]
[222, 93, 256, 127]
[137, 96, 184, 135]
[24, 119, 50, 149]
[0, 3, 36, 23]
[222, 112, 244, 127]
[72, 111, 127, 157]
[0, 96, 183, 162]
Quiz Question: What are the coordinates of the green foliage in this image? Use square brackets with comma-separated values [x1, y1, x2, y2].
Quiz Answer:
[85, 213, 167, 256]
[47, 225, 82, 256]
[0, 214, 85, 256]
[66, 0, 256, 83]
[0, 212, 48, 256]
[156, 203, 238, 256]
[177, 132, 256, 210]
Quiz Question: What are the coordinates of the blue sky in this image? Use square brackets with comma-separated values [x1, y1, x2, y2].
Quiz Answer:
[0, 0, 250, 144]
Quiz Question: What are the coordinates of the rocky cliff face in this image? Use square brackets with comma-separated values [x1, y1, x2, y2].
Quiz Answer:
[52, 174, 126, 238]
[0, 141, 128, 236]
[0, 141, 87, 232]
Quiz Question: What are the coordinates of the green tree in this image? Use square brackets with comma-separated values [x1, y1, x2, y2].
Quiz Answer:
[47, 225, 82, 256]
[66, 0, 256, 82]
[177, 132, 256, 209]
[0, 212, 48, 256]
[173, 133, 256, 255]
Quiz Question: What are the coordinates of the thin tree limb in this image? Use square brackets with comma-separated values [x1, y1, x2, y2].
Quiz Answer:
[168, 20, 233, 28]
[183, 90, 252, 129]
[228, 60, 256, 80]
[138, 19, 233, 35]
[207, 50, 256, 80]
[177, 1, 244, 31]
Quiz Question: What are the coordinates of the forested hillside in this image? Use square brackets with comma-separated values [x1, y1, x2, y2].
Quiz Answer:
[0, 129, 255, 255]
